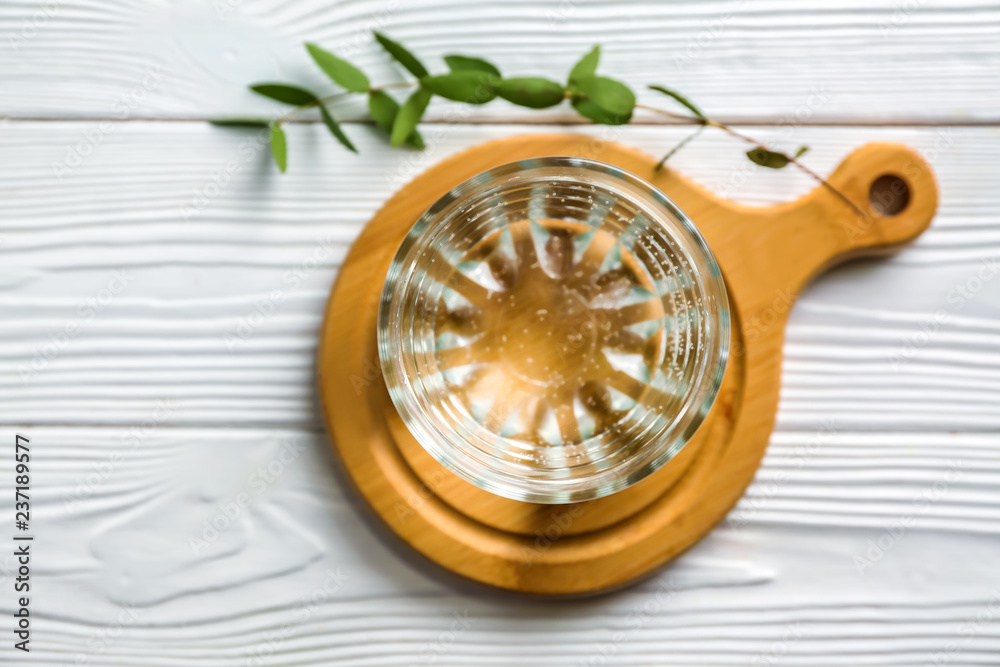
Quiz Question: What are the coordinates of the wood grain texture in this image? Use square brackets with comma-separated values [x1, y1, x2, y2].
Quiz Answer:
[318, 133, 939, 594]
[0, 123, 995, 427]
[0, 121, 998, 661]
[1, 0, 999, 122]
[5, 425, 1000, 665]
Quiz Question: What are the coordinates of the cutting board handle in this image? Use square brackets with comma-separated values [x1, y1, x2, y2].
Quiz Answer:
[821, 141, 939, 253]
[319, 135, 940, 595]
[696, 142, 939, 314]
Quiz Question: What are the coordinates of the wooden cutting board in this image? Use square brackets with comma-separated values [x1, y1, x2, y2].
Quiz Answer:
[317, 133, 937, 595]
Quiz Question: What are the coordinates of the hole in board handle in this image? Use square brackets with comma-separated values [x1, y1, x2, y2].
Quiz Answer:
[869, 174, 910, 216]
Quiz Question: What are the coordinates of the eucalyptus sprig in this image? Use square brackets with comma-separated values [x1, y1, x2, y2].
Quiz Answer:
[212, 33, 865, 219]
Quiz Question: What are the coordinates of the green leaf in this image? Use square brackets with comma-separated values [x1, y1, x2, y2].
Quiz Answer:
[570, 75, 635, 124]
[746, 147, 790, 169]
[209, 118, 270, 128]
[367, 90, 399, 133]
[367, 90, 424, 149]
[648, 85, 706, 120]
[249, 83, 317, 106]
[391, 88, 431, 147]
[306, 43, 370, 93]
[497, 77, 565, 109]
[795, 145, 809, 158]
[444, 54, 501, 77]
[319, 104, 357, 153]
[571, 98, 627, 125]
[406, 130, 426, 150]
[269, 122, 287, 173]
[374, 32, 428, 78]
[420, 71, 500, 104]
[569, 46, 600, 84]
[572, 76, 634, 115]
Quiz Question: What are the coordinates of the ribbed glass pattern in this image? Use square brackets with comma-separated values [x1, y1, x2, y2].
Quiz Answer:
[379, 158, 729, 504]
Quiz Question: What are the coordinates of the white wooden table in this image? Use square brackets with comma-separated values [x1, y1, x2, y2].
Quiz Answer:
[2, 1, 999, 664]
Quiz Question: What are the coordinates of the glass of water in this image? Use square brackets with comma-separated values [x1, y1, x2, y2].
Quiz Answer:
[379, 157, 729, 504]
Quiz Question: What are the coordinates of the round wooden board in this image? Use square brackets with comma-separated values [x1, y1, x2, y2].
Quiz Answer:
[317, 134, 938, 595]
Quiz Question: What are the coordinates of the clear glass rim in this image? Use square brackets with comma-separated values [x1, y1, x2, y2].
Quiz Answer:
[379, 157, 730, 504]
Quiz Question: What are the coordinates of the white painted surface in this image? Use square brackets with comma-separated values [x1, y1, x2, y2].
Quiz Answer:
[1, 1, 999, 666]
[2, 0, 999, 122]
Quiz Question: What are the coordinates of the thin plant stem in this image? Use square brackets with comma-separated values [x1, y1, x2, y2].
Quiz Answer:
[706, 120, 869, 221]
[640, 104, 869, 221]
[252, 50, 870, 225]
[278, 81, 419, 124]
[656, 125, 705, 169]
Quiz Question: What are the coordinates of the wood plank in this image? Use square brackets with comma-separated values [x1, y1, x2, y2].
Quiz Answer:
[0, 1, 997, 658]
[3, 425, 999, 665]
[0, 123, 997, 428]
[1, 0, 998, 122]
[0, 121, 998, 660]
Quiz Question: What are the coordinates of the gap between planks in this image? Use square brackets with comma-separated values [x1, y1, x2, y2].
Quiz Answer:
[1, 116, 999, 127]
